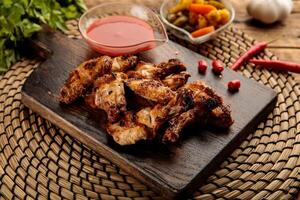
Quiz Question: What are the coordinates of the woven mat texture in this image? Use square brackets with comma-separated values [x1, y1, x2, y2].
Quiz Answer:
[0, 19, 300, 200]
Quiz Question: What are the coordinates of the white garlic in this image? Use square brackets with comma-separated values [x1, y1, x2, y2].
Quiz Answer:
[247, 0, 293, 24]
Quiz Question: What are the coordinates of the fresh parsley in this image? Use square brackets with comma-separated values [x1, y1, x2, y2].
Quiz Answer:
[0, 0, 86, 72]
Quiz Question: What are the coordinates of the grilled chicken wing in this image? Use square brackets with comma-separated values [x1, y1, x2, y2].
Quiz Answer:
[60, 55, 138, 104]
[127, 62, 160, 79]
[136, 104, 170, 135]
[162, 72, 190, 90]
[111, 55, 138, 72]
[208, 105, 233, 129]
[183, 81, 233, 129]
[106, 112, 150, 145]
[162, 108, 198, 143]
[162, 81, 232, 143]
[156, 58, 186, 78]
[125, 78, 175, 104]
[88, 73, 127, 123]
[135, 87, 195, 137]
[61, 56, 233, 146]
[60, 56, 112, 104]
[127, 59, 186, 80]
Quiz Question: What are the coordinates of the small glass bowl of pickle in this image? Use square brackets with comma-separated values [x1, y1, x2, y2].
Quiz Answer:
[160, 0, 235, 44]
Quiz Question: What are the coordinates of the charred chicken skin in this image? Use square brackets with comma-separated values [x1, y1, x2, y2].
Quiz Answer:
[127, 59, 187, 80]
[156, 59, 187, 77]
[182, 80, 234, 129]
[127, 62, 160, 79]
[162, 72, 191, 90]
[125, 78, 176, 104]
[106, 112, 150, 145]
[60, 56, 112, 104]
[111, 55, 138, 72]
[93, 74, 127, 123]
[162, 108, 198, 143]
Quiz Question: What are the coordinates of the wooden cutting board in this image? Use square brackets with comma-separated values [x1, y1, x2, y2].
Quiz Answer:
[21, 28, 277, 199]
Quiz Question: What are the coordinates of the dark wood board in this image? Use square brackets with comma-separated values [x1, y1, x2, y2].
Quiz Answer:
[21, 28, 277, 199]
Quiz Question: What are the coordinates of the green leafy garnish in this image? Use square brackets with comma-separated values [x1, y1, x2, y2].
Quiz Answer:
[0, 0, 86, 72]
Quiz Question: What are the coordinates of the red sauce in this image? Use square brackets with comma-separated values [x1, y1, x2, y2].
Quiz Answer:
[86, 16, 156, 55]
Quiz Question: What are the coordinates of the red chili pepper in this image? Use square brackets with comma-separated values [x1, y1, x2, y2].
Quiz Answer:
[198, 59, 208, 73]
[228, 79, 241, 92]
[249, 59, 300, 74]
[230, 42, 268, 71]
[212, 60, 224, 74]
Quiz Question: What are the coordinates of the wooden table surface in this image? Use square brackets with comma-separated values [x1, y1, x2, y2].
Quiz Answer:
[85, 0, 300, 82]
[231, 0, 300, 82]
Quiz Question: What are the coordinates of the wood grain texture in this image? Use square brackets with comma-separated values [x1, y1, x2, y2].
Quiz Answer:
[21, 29, 277, 199]
[230, 0, 300, 82]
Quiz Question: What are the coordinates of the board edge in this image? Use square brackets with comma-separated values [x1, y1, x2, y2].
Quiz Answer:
[21, 91, 178, 200]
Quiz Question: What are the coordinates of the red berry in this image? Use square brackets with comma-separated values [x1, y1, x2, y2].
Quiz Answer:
[212, 60, 224, 74]
[198, 59, 208, 73]
[228, 79, 241, 92]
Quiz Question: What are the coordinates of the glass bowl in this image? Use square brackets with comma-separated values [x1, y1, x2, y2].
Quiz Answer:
[79, 2, 168, 56]
[160, 0, 235, 44]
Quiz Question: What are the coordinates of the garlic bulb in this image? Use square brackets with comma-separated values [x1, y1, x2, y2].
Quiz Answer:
[247, 0, 293, 24]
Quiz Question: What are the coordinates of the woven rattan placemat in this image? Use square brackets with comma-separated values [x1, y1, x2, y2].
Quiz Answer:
[0, 20, 299, 200]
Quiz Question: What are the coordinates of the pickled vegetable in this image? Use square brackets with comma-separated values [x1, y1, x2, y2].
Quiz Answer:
[207, 1, 225, 9]
[189, 4, 217, 15]
[198, 15, 208, 28]
[173, 15, 188, 27]
[166, 0, 230, 38]
[169, 4, 187, 14]
[191, 26, 215, 37]
[194, 0, 206, 4]
[169, 0, 193, 13]
[206, 9, 221, 26]
[219, 9, 230, 24]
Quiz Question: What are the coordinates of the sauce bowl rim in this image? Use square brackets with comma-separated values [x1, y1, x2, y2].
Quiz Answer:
[78, 2, 169, 48]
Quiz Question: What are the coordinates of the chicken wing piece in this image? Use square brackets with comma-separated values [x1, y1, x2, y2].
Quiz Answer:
[136, 104, 169, 135]
[162, 108, 198, 143]
[183, 80, 233, 129]
[106, 112, 151, 145]
[156, 58, 186, 78]
[127, 62, 160, 79]
[135, 88, 195, 137]
[111, 55, 138, 72]
[166, 87, 195, 116]
[162, 72, 191, 90]
[183, 80, 222, 105]
[208, 105, 233, 129]
[125, 78, 175, 104]
[60, 55, 137, 104]
[84, 72, 128, 109]
[59, 56, 112, 104]
[90, 73, 127, 123]
[127, 59, 186, 80]
[161, 81, 233, 143]
[181, 81, 221, 111]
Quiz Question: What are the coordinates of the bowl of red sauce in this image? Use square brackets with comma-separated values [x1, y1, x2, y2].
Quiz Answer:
[79, 2, 168, 56]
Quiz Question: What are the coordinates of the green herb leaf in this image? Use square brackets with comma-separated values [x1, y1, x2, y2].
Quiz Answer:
[0, 0, 86, 73]
[19, 19, 41, 37]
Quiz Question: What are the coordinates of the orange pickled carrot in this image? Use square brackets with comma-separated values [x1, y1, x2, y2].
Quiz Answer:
[191, 26, 215, 37]
[189, 4, 216, 14]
